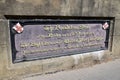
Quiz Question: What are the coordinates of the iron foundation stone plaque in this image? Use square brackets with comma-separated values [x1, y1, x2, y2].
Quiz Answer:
[10, 19, 110, 63]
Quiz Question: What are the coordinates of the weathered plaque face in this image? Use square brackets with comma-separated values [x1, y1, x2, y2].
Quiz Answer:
[10, 20, 110, 63]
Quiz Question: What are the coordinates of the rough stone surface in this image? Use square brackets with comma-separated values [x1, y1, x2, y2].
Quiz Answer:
[112, 36, 120, 57]
[113, 20, 120, 36]
[83, 0, 113, 17]
[0, 45, 7, 76]
[0, 20, 8, 45]
[42, 56, 74, 73]
[0, 0, 120, 79]
[110, 0, 120, 19]
[23, 59, 120, 80]
[0, 0, 119, 18]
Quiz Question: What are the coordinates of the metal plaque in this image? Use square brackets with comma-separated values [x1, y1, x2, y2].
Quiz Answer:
[10, 19, 110, 63]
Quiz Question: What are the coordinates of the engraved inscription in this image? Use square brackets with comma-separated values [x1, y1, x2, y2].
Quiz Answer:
[10, 20, 109, 63]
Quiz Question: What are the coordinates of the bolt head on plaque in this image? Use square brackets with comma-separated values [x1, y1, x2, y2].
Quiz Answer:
[102, 22, 109, 30]
[12, 23, 24, 33]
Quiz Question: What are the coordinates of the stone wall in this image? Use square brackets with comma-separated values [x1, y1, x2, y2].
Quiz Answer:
[0, 0, 120, 79]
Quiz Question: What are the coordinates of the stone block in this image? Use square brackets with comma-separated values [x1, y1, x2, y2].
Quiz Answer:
[81, 53, 94, 67]
[0, 60, 43, 79]
[42, 56, 74, 73]
[72, 50, 111, 69]
[0, 45, 8, 78]
[71, 54, 84, 68]
[4, 0, 62, 16]
[112, 36, 120, 57]
[60, 0, 82, 16]
[82, 0, 111, 16]
[0, 20, 8, 45]
[110, 0, 120, 19]
[113, 20, 120, 36]
[0, 0, 120, 18]
[0, 0, 83, 17]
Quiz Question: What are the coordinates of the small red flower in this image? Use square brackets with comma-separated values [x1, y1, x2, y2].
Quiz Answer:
[13, 23, 24, 33]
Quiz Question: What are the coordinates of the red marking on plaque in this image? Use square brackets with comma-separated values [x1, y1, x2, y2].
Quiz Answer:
[13, 23, 24, 33]
[102, 22, 109, 29]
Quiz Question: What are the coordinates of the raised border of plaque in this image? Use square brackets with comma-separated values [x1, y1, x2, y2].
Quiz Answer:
[9, 16, 113, 63]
